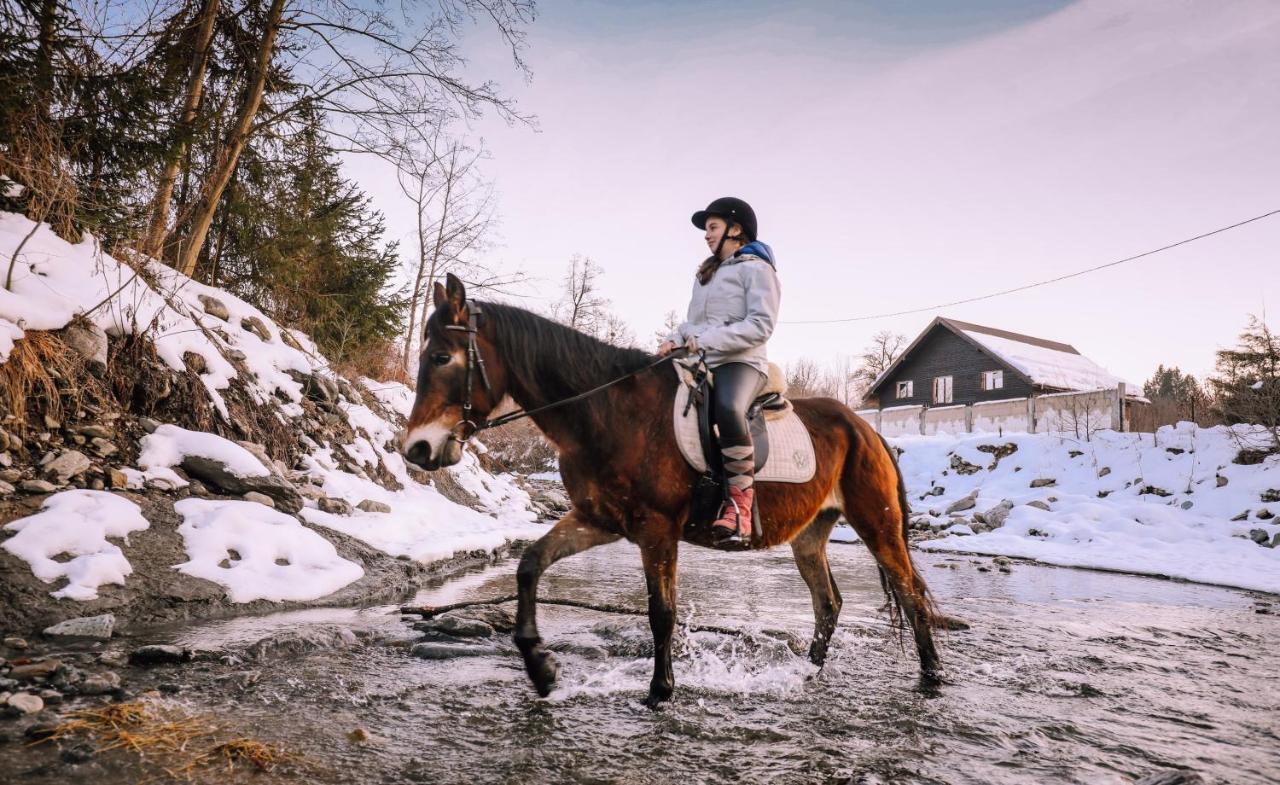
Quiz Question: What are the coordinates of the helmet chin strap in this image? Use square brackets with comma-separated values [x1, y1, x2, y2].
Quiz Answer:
[713, 219, 739, 260]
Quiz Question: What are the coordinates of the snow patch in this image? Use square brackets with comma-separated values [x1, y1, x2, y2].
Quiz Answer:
[139, 424, 269, 478]
[173, 498, 364, 603]
[2, 490, 150, 600]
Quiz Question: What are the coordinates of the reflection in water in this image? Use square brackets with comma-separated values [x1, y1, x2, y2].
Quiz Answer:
[9, 543, 1280, 784]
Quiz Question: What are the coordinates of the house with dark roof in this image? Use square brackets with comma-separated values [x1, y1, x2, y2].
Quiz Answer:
[862, 317, 1137, 410]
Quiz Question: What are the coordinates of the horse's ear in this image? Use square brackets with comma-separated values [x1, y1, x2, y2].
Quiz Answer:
[445, 273, 468, 323]
[432, 281, 448, 309]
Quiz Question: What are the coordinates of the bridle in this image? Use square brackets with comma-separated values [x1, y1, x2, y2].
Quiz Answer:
[439, 303, 687, 450]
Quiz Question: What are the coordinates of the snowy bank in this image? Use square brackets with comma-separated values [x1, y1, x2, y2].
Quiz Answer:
[885, 423, 1280, 593]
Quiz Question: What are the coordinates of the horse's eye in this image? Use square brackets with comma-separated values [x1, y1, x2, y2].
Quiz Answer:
[431, 353, 451, 366]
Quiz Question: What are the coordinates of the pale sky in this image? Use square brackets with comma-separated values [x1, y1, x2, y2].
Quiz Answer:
[352, 0, 1280, 386]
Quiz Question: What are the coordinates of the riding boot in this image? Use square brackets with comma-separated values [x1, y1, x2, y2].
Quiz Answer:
[710, 485, 754, 548]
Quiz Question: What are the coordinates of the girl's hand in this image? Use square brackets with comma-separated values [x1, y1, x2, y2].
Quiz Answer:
[657, 340, 678, 355]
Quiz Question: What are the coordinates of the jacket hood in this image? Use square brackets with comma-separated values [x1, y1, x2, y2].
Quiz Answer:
[735, 240, 775, 267]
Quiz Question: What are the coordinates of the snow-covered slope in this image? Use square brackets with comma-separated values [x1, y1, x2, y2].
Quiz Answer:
[0, 211, 544, 608]
[887, 423, 1280, 594]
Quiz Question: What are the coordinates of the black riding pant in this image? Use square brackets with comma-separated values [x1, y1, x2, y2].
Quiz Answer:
[712, 362, 765, 490]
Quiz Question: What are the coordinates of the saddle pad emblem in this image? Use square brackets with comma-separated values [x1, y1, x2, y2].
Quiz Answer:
[673, 382, 817, 484]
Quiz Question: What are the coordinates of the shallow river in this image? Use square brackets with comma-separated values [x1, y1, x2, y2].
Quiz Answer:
[8, 543, 1280, 784]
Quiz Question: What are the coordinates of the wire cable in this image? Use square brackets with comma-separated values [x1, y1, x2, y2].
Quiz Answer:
[786, 208, 1280, 325]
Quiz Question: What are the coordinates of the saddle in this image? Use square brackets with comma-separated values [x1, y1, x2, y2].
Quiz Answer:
[674, 358, 803, 548]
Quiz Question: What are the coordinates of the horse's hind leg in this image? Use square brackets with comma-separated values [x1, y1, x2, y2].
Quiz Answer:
[514, 513, 619, 697]
[841, 465, 941, 681]
[790, 508, 843, 666]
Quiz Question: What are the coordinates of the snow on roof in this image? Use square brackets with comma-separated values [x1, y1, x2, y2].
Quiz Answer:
[961, 328, 1129, 392]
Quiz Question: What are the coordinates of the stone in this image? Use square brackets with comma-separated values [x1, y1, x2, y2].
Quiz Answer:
[1139, 485, 1172, 497]
[19, 479, 58, 493]
[1029, 478, 1056, 488]
[1257, 508, 1274, 520]
[1097, 467, 1111, 478]
[992, 556, 1012, 566]
[318, 497, 353, 515]
[146, 477, 179, 492]
[197, 294, 230, 320]
[108, 468, 130, 488]
[0, 451, 9, 467]
[1024, 499, 1051, 511]
[980, 500, 1015, 530]
[1262, 489, 1280, 503]
[944, 491, 978, 514]
[61, 320, 108, 371]
[357, 499, 392, 514]
[1216, 475, 1228, 487]
[297, 484, 326, 501]
[409, 642, 493, 659]
[242, 491, 275, 508]
[0, 480, 13, 496]
[303, 374, 340, 404]
[0, 468, 18, 482]
[1180, 500, 1194, 510]
[180, 455, 303, 514]
[949, 453, 983, 475]
[77, 424, 113, 439]
[8, 659, 60, 680]
[139, 417, 161, 433]
[43, 614, 115, 641]
[89, 438, 117, 457]
[241, 316, 272, 342]
[5, 693, 43, 715]
[129, 645, 192, 666]
[182, 351, 207, 375]
[1271, 533, 1280, 549]
[78, 671, 122, 695]
[3, 637, 28, 650]
[38, 688, 62, 705]
[44, 449, 90, 482]
[416, 615, 494, 638]
[1249, 529, 1269, 545]
[280, 330, 304, 351]
[1231, 510, 1250, 522]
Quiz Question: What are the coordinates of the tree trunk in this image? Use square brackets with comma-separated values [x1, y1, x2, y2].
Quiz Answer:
[175, 0, 284, 278]
[33, 0, 58, 124]
[143, 0, 220, 258]
[402, 185, 429, 371]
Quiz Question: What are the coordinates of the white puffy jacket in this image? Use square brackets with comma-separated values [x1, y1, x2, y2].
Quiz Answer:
[668, 242, 780, 374]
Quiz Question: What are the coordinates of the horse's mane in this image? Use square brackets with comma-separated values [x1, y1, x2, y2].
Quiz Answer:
[476, 301, 658, 405]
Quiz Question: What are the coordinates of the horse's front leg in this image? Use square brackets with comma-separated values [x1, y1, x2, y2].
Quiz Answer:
[639, 528, 679, 708]
[515, 512, 619, 697]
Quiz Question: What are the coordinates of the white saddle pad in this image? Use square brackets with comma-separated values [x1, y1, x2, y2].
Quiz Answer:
[673, 382, 817, 484]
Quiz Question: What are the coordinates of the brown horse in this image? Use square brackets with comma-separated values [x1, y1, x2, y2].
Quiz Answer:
[402, 274, 940, 707]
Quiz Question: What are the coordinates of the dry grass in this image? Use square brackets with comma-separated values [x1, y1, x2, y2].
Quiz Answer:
[0, 326, 102, 432]
[32, 700, 290, 781]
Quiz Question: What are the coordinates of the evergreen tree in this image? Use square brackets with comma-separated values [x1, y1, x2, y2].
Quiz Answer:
[1210, 315, 1279, 432]
[1142, 365, 1204, 403]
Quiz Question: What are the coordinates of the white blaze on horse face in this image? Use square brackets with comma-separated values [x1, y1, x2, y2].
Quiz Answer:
[402, 417, 454, 458]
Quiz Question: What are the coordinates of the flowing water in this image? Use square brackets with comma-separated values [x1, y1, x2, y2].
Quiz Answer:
[5, 543, 1279, 784]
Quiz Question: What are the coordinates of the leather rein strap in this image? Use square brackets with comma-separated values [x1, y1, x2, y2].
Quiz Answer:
[444, 305, 686, 443]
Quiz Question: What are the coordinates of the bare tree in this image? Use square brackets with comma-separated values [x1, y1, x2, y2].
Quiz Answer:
[854, 329, 908, 386]
[786, 357, 834, 399]
[822, 354, 864, 407]
[553, 255, 608, 335]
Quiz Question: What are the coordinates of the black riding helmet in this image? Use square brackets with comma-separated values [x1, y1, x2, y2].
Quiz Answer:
[691, 197, 757, 242]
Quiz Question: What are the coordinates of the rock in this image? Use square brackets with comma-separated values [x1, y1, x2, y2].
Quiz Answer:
[944, 490, 978, 514]
[992, 556, 1011, 566]
[0, 479, 13, 496]
[303, 374, 340, 404]
[1134, 771, 1205, 785]
[108, 468, 130, 488]
[280, 330, 304, 351]
[37, 689, 62, 706]
[1249, 529, 1269, 545]
[979, 500, 1014, 530]
[949, 453, 983, 475]
[1262, 489, 1280, 503]
[180, 455, 303, 514]
[197, 294, 230, 320]
[139, 417, 161, 433]
[920, 486, 945, 499]
[129, 645, 192, 666]
[77, 424, 113, 439]
[45, 449, 91, 482]
[61, 320, 108, 371]
[235, 440, 273, 470]
[318, 497, 353, 515]
[225, 348, 247, 363]
[242, 491, 275, 508]
[1029, 478, 1056, 488]
[1139, 485, 1172, 497]
[19, 478, 57, 494]
[43, 614, 115, 641]
[1180, 500, 1194, 510]
[60, 742, 95, 763]
[0, 468, 20, 482]
[1025, 500, 1051, 511]
[182, 351, 208, 375]
[146, 476, 179, 492]
[0, 452, 9, 468]
[409, 642, 493, 659]
[357, 499, 392, 514]
[1271, 532, 1280, 549]
[4, 693, 43, 715]
[97, 650, 129, 668]
[1216, 475, 1228, 487]
[3, 637, 28, 650]
[1097, 467, 1111, 477]
[78, 671, 121, 695]
[241, 316, 272, 342]
[1231, 510, 1250, 522]
[8, 660, 60, 681]
[90, 437, 117, 458]
[416, 615, 495, 639]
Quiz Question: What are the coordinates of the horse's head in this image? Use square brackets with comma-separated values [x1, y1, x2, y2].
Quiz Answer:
[401, 273, 506, 470]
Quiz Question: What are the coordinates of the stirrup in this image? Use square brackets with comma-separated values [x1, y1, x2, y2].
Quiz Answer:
[709, 497, 749, 549]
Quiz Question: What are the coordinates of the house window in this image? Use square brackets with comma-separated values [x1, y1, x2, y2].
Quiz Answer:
[895, 380, 913, 399]
[933, 375, 953, 404]
[982, 370, 1004, 391]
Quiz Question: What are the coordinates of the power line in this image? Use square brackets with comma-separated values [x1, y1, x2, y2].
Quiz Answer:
[786, 208, 1280, 325]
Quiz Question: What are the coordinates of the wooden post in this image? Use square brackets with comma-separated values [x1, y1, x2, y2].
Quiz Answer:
[918, 406, 926, 435]
[1026, 396, 1037, 434]
[965, 404, 974, 433]
[1113, 383, 1127, 432]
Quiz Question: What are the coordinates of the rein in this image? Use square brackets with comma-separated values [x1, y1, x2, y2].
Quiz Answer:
[444, 304, 687, 443]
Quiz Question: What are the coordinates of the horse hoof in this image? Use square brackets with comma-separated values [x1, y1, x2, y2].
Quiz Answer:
[526, 649, 559, 697]
[643, 690, 671, 709]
